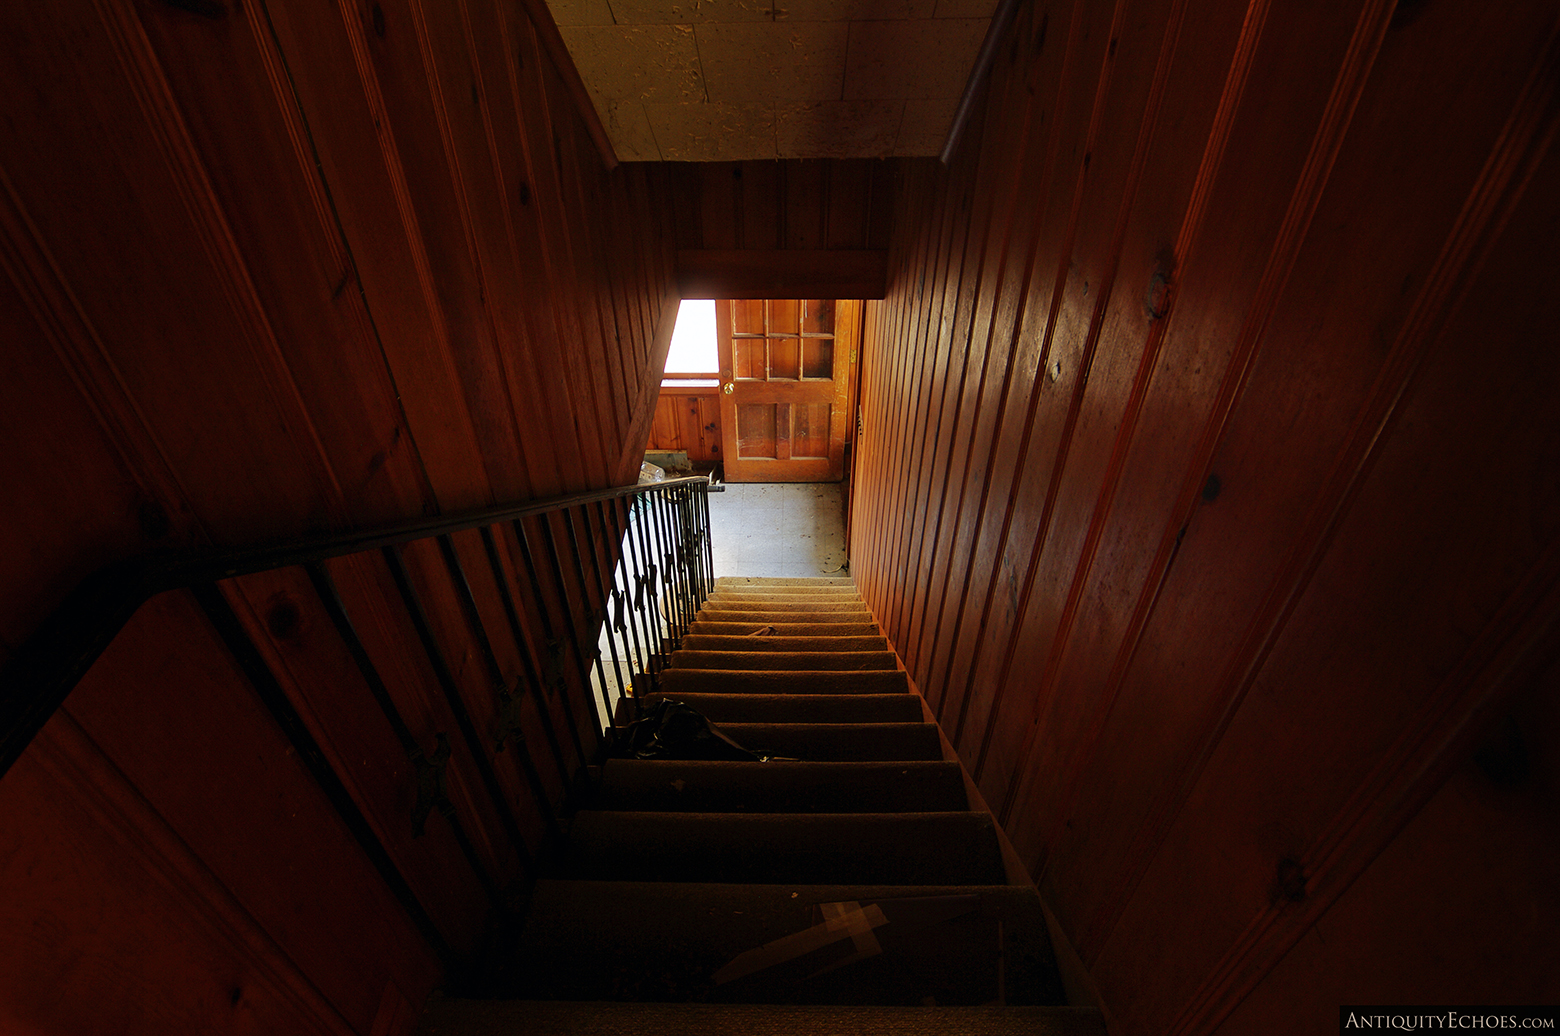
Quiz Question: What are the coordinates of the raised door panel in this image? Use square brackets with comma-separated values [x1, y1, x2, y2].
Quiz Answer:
[716, 299, 857, 482]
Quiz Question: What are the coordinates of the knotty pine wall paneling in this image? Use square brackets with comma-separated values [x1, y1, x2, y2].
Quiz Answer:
[0, 0, 676, 1032]
[667, 158, 898, 299]
[646, 388, 724, 467]
[851, 0, 1560, 1031]
[675, 159, 900, 252]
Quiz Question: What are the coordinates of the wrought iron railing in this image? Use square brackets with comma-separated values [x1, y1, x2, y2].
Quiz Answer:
[0, 474, 713, 973]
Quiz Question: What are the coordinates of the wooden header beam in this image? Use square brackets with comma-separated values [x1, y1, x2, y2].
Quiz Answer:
[676, 249, 889, 300]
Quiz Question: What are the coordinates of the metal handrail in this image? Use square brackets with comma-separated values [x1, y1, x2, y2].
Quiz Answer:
[0, 475, 713, 974]
[0, 474, 712, 781]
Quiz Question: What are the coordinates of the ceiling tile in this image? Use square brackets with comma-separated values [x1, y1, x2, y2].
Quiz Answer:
[557, 26, 705, 102]
[842, 19, 987, 99]
[608, 0, 773, 23]
[547, 0, 616, 25]
[894, 96, 958, 155]
[644, 102, 778, 160]
[604, 101, 663, 160]
[774, 0, 936, 20]
[697, 22, 849, 103]
[776, 100, 902, 158]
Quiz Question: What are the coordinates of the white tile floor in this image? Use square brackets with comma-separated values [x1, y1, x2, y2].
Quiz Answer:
[707, 482, 848, 578]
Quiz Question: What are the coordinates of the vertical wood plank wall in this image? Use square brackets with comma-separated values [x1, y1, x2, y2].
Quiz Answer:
[646, 387, 723, 467]
[667, 159, 897, 253]
[850, 1, 1560, 1033]
[0, 1, 675, 1033]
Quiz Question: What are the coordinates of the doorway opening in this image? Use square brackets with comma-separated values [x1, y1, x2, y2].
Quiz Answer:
[643, 296, 863, 578]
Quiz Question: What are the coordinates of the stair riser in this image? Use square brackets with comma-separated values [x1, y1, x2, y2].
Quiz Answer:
[680, 634, 889, 652]
[701, 599, 870, 613]
[669, 650, 898, 672]
[696, 611, 875, 626]
[595, 760, 970, 812]
[715, 577, 855, 587]
[702, 596, 864, 607]
[505, 881, 1069, 1011]
[613, 721, 942, 761]
[687, 621, 882, 637]
[703, 587, 863, 597]
[658, 669, 912, 695]
[614, 693, 922, 725]
[567, 813, 1007, 885]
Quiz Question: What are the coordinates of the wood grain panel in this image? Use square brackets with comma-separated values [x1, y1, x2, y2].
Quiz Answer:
[667, 158, 896, 255]
[850, 0, 1560, 1032]
[0, 711, 359, 1036]
[675, 249, 890, 300]
[645, 389, 723, 466]
[1, 0, 672, 1029]
[63, 592, 441, 1031]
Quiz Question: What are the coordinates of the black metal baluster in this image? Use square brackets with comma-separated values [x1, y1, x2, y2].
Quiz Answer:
[602, 499, 649, 710]
[652, 489, 684, 644]
[598, 499, 646, 680]
[569, 506, 628, 720]
[304, 562, 503, 905]
[382, 545, 559, 842]
[617, 497, 656, 691]
[627, 494, 664, 669]
[686, 486, 705, 608]
[692, 482, 711, 608]
[674, 489, 695, 639]
[699, 480, 715, 595]
[536, 513, 614, 731]
[191, 582, 467, 975]
[556, 507, 617, 723]
[675, 487, 698, 629]
[512, 518, 603, 747]
[478, 526, 588, 772]
[642, 490, 670, 646]
[662, 489, 686, 642]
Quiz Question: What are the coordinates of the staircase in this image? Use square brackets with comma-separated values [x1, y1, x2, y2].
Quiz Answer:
[419, 577, 1103, 1035]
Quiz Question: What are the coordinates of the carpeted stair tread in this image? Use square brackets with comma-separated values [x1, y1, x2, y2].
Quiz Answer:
[614, 692, 922, 725]
[703, 588, 864, 600]
[711, 589, 873, 608]
[564, 812, 1007, 885]
[493, 880, 1065, 1007]
[700, 598, 871, 613]
[608, 721, 943, 761]
[697, 610, 875, 625]
[419, 1001, 1103, 1036]
[593, 759, 970, 812]
[669, 650, 898, 672]
[471, 577, 1078, 1027]
[658, 669, 912, 695]
[688, 620, 882, 637]
[680, 634, 890, 652]
[715, 576, 856, 588]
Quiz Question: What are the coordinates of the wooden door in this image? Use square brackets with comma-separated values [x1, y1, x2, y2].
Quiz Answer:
[715, 299, 859, 482]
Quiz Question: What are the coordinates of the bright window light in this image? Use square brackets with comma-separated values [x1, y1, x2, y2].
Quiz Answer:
[664, 299, 718, 375]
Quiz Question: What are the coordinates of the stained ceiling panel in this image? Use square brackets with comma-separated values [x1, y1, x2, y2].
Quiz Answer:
[546, 0, 992, 160]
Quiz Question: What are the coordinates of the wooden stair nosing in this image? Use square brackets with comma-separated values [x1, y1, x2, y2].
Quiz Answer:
[613, 692, 924, 724]
[668, 649, 899, 672]
[687, 621, 883, 637]
[657, 669, 912, 695]
[593, 758, 972, 812]
[680, 634, 890, 652]
[566, 810, 1007, 885]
